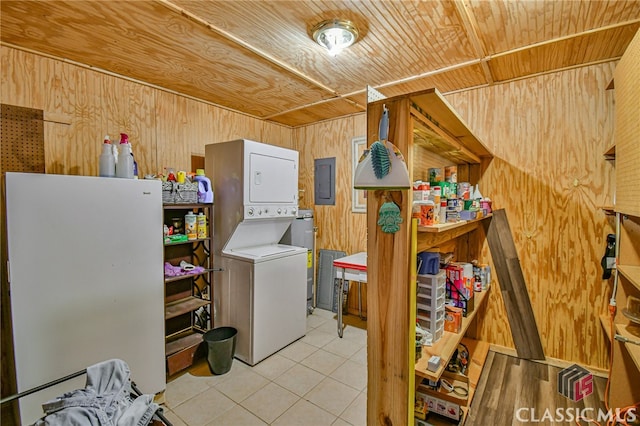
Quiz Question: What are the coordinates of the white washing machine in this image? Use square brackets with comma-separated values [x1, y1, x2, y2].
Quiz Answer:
[221, 244, 306, 365]
[206, 139, 307, 365]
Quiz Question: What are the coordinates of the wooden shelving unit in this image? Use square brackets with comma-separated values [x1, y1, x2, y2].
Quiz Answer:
[366, 88, 494, 425]
[605, 29, 640, 410]
[163, 203, 214, 376]
[165, 296, 212, 320]
[418, 214, 492, 234]
[417, 215, 492, 254]
[617, 264, 640, 291]
[599, 206, 616, 215]
[416, 289, 490, 381]
[614, 322, 640, 371]
[415, 338, 490, 424]
[600, 313, 640, 371]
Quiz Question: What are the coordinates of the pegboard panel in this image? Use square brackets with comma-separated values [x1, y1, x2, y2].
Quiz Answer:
[367, 85, 386, 103]
[1, 104, 45, 173]
[614, 30, 640, 217]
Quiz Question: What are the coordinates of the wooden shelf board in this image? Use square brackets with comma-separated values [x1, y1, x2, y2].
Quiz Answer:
[163, 203, 213, 210]
[603, 143, 615, 159]
[165, 331, 203, 356]
[599, 206, 616, 215]
[461, 338, 489, 403]
[418, 214, 492, 233]
[417, 215, 492, 253]
[614, 322, 640, 371]
[165, 296, 210, 319]
[408, 88, 493, 160]
[415, 338, 489, 423]
[164, 236, 211, 246]
[165, 268, 213, 283]
[617, 264, 640, 292]
[415, 289, 490, 382]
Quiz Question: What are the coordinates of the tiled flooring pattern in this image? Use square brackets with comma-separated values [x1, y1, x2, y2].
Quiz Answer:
[162, 309, 367, 425]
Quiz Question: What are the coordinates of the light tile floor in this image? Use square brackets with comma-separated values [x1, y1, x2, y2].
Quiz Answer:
[162, 309, 367, 426]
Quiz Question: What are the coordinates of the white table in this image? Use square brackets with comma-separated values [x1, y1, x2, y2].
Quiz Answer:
[333, 252, 367, 338]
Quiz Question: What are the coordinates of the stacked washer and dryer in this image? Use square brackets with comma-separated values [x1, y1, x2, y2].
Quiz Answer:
[205, 139, 307, 366]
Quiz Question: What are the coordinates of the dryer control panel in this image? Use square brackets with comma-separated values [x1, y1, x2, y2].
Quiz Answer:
[245, 204, 297, 219]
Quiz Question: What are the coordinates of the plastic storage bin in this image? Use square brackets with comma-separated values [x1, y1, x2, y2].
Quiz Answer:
[416, 271, 446, 343]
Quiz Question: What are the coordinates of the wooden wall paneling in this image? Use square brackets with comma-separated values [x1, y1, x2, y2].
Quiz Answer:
[445, 62, 617, 370]
[542, 64, 615, 367]
[0, 48, 44, 111]
[101, 75, 157, 178]
[65, 58, 103, 177]
[411, 144, 453, 182]
[155, 91, 190, 176]
[293, 114, 367, 257]
[42, 57, 74, 175]
[293, 113, 367, 313]
[615, 29, 640, 217]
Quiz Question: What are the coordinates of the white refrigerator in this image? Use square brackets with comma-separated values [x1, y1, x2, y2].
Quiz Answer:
[5, 172, 166, 424]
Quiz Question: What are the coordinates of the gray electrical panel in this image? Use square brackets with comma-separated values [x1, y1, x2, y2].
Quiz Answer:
[314, 157, 335, 205]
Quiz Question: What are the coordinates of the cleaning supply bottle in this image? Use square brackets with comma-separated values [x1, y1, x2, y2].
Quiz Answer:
[115, 133, 134, 179]
[99, 135, 115, 177]
[130, 142, 139, 179]
[185, 211, 197, 240]
[193, 169, 214, 203]
[197, 212, 207, 239]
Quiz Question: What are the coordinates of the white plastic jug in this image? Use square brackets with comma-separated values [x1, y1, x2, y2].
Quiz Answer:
[115, 133, 134, 179]
[194, 169, 214, 203]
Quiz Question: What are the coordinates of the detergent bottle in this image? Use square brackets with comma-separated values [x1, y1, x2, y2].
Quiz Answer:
[115, 133, 134, 179]
[193, 169, 214, 203]
[99, 135, 115, 177]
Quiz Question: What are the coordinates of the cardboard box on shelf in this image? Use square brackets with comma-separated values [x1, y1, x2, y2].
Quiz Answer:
[444, 305, 463, 333]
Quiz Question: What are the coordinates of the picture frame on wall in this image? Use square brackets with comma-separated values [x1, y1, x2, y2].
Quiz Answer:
[352, 136, 367, 213]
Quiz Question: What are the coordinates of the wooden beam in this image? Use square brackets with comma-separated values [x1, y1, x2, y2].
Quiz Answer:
[366, 98, 413, 425]
[452, 0, 494, 84]
[485, 209, 545, 360]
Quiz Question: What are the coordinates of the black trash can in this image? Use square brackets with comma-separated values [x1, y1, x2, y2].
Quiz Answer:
[203, 327, 237, 375]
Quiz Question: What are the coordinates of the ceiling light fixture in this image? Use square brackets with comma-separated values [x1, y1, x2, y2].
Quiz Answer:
[312, 19, 359, 56]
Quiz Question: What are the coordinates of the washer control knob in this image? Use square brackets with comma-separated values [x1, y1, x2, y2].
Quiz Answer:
[277, 208, 282, 214]
[248, 207, 254, 216]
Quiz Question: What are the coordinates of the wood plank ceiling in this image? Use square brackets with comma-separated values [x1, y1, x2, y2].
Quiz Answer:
[1, 0, 639, 127]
